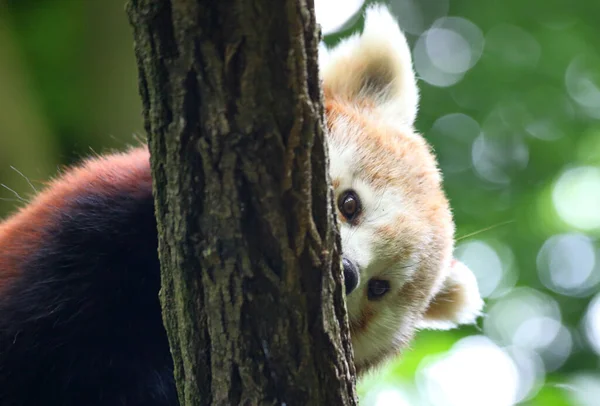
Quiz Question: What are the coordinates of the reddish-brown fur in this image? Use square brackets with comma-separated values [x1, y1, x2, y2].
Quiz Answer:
[0, 147, 151, 291]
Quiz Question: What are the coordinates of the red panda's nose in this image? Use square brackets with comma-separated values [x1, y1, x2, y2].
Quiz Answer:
[342, 257, 359, 295]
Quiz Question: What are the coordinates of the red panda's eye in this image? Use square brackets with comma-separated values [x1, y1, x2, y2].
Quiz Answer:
[367, 279, 390, 300]
[338, 190, 361, 222]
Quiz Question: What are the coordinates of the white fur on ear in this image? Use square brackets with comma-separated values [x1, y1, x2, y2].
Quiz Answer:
[319, 4, 419, 127]
[419, 260, 484, 330]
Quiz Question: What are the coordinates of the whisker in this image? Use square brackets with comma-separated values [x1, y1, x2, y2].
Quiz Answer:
[10, 166, 38, 193]
[361, 186, 391, 225]
[0, 197, 22, 203]
[1, 184, 26, 203]
[87, 146, 101, 159]
[456, 220, 515, 242]
[345, 225, 359, 247]
[372, 186, 388, 213]
[364, 212, 389, 224]
[132, 133, 147, 145]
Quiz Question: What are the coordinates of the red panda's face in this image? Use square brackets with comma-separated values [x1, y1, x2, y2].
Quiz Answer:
[321, 6, 484, 374]
[326, 104, 454, 372]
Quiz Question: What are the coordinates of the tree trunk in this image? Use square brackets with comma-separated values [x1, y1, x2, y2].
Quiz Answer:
[126, 1, 358, 405]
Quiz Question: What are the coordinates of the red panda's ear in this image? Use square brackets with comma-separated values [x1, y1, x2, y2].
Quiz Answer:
[419, 259, 484, 330]
[319, 5, 419, 128]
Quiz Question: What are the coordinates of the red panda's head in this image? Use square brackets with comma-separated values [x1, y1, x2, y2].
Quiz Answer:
[320, 5, 484, 374]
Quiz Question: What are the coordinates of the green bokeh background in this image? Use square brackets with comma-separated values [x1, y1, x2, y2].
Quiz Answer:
[1, 0, 599, 405]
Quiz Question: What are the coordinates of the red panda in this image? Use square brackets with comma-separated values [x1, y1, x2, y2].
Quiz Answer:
[321, 5, 483, 373]
[0, 5, 483, 406]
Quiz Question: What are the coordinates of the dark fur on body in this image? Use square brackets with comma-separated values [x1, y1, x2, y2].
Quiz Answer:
[0, 150, 178, 406]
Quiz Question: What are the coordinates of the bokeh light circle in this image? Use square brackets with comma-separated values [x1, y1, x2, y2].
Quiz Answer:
[537, 233, 600, 297]
[584, 293, 600, 356]
[315, 0, 365, 35]
[414, 17, 483, 87]
[552, 166, 600, 231]
[417, 336, 519, 406]
[454, 240, 516, 298]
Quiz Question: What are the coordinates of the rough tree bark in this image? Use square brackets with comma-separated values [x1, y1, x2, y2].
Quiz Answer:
[127, 1, 358, 405]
